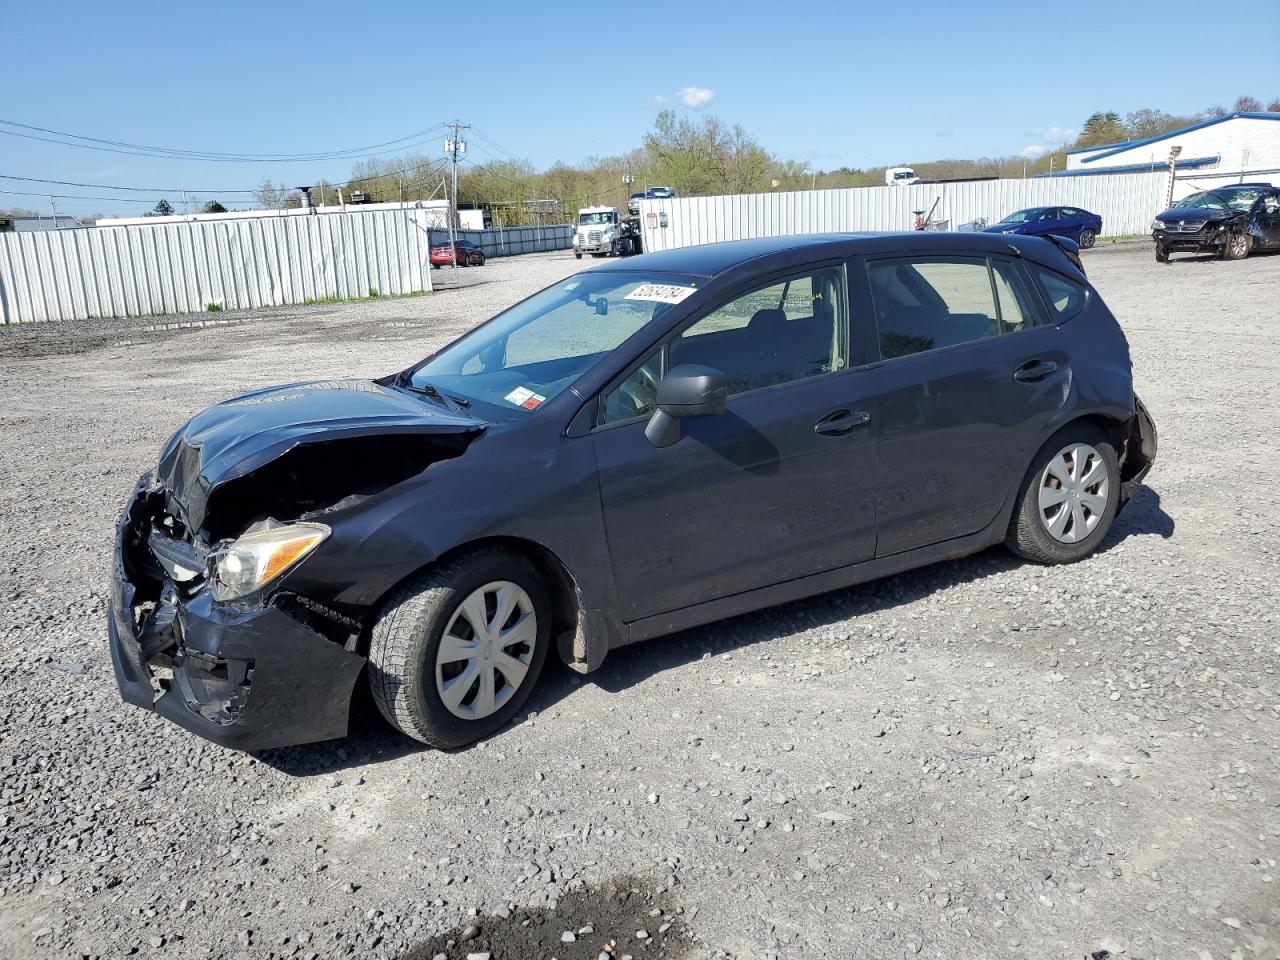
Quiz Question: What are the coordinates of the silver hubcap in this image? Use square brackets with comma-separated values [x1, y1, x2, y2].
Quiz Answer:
[435, 581, 536, 720]
[1038, 442, 1110, 544]
[1231, 235, 1246, 255]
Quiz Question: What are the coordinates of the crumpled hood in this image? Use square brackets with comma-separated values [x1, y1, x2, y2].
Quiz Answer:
[1155, 207, 1231, 224]
[156, 379, 483, 531]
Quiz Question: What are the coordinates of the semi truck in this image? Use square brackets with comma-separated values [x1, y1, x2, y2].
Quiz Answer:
[572, 205, 643, 259]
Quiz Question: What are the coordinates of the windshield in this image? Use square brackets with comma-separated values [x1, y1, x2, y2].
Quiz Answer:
[578, 212, 614, 225]
[409, 271, 702, 412]
[1172, 191, 1240, 212]
[892, 171, 915, 180]
[999, 209, 1038, 224]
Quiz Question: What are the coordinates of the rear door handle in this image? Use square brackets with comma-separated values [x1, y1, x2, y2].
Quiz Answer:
[1013, 359, 1059, 383]
[814, 409, 871, 436]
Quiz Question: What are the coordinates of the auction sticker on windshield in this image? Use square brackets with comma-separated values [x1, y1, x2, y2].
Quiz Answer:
[504, 386, 546, 410]
[624, 283, 697, 305]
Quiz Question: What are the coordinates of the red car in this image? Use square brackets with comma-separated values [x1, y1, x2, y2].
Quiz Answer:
[429, 239, 486, 268]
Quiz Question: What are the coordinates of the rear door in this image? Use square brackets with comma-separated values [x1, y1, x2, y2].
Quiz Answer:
[1255, 192, 1280, 246]
[591, 263, 878, 622]
[858, 253, 1069, 556]
[1057, 207, 1085, 240]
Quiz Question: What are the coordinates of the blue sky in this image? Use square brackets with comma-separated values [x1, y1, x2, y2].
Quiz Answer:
[2, 0, 1275, 216]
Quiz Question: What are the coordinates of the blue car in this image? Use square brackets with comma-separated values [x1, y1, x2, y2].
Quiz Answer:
[985, 206, 1103, 249]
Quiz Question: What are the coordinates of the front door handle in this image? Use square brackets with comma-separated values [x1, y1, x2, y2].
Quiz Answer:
[1013, 359, 1059, 383]
[814, 409, 871, 436]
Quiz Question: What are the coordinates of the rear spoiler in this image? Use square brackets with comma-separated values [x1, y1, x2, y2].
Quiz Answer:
[1043, 234, 1085, 274]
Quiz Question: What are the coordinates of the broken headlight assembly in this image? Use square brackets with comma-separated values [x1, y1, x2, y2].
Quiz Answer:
[207, 522, 329, 601]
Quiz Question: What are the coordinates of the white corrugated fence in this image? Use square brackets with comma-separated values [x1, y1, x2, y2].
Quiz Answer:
[0, 208, 434, 324]
[638, 171, 1170, 253]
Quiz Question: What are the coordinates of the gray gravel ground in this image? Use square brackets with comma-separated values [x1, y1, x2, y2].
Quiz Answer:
[0, 244, 1277, 960]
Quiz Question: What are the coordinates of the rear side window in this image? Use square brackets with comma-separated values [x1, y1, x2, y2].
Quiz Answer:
[867, 257, 1034, 360]
[1031, 266, 1087, 320]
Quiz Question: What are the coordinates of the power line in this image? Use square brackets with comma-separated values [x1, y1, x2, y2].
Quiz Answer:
[0, 118, 450, 163]
[0, 173, 257, 194]
[0, 156, 453, 207]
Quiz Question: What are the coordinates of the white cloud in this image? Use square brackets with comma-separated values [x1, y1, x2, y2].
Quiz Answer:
[653, 94, 668, 105]
[1021, 144, 1048, 159]
[1041, 125, 1077, 145]
[678, 86, 715, 109]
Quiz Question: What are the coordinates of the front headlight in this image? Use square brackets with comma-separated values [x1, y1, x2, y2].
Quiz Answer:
[1150, 219, 1163, 232]
[208, 522, 329, 601]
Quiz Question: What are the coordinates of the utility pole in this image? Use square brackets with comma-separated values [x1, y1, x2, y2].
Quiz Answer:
[444, 120, 470, 272]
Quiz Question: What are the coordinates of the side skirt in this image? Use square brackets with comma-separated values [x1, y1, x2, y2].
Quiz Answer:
[623, 522, 1008, 646]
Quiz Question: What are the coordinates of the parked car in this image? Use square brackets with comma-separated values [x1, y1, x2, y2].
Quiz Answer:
[627, 192, 645, 215]
[984, 206, 1103, 248]
[109, 232, 1156, 751]
[645, 186, 677, 200]
[429, 239, 486, 268]
[1151, 183, 1280, 262]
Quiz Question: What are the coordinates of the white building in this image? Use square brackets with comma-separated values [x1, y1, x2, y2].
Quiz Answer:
[1061, 112, 1280, 199]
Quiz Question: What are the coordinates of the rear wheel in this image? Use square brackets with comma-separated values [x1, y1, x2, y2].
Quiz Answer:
[574, 252, 582, 260]
[368, 549, 551, 748]
[1006, 425, 1120, 565]
[1224, 231, 1252, 260]
[1078, 228, 1096, 249]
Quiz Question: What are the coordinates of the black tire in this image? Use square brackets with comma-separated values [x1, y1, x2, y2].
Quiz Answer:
[574, 252, 582, 260]
[1079, 228, 1096, 249]
[367, 548, 551, 749]
[1155, 244, 1168, 263]
[1223, 231, 1252, 261]
[1006, 423, 1120, 565]
[475, 253, 486, 266]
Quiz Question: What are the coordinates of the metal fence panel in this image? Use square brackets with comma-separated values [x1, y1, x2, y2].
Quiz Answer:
[637, 171, 1170, 253]
[0, 208, 437, 324]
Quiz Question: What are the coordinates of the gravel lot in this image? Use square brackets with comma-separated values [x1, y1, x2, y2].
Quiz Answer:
[0, 243, 1277, 960]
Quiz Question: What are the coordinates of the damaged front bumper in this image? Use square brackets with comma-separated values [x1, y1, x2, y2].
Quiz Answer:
[108, 474, 366, 751]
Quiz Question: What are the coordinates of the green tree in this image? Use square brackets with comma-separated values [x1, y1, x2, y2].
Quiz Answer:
[148, 199, 174, 217]
[1074, 112, 1126, 148]
[202, 200, 228, 214]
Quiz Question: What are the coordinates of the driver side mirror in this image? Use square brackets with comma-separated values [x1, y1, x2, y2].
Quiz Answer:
[644, 364, 728, 448]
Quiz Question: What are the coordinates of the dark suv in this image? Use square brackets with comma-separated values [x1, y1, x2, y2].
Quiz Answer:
[1152, 183, 1280, 261]
[109, 233, 1156, 751]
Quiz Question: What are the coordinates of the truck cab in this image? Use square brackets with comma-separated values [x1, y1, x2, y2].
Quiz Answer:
[573, 206, 641, 258]
[885, 166, 919, 187]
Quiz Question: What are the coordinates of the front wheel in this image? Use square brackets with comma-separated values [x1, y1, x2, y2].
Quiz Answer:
[368, 549, 551, 748]
[1078, 228, 1096, 249]
[1155, 244, 1168, 263]
[1223, 231, 1252, 260]
[1006, 425, 1120, 565]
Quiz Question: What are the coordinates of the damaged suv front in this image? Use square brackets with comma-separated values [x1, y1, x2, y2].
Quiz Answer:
[108, 379, 483, 750]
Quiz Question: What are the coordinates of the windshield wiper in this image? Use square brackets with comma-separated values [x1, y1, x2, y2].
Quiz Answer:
[399, 380, 469, 413]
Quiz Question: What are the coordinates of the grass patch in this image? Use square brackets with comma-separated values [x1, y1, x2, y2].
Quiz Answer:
[300, 289, 431, 307]
[205, 303, 223, 312]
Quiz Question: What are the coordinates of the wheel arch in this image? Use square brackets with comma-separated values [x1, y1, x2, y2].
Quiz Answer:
[359, 535, 606, 672]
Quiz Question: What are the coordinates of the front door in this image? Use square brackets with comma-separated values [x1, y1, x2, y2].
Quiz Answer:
[591, 265, 878, 622]
[860, 253, 1069, 556]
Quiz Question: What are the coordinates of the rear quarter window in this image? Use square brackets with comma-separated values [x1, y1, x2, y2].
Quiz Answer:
[1031, 266, 1087, 321]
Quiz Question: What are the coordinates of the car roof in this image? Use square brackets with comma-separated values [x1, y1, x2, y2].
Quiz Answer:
[587, 232, 1082, 279]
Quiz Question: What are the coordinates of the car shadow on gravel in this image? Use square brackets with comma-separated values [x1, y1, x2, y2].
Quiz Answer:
[257, 485, 1174, 775]
[397, 874, 690, 960]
